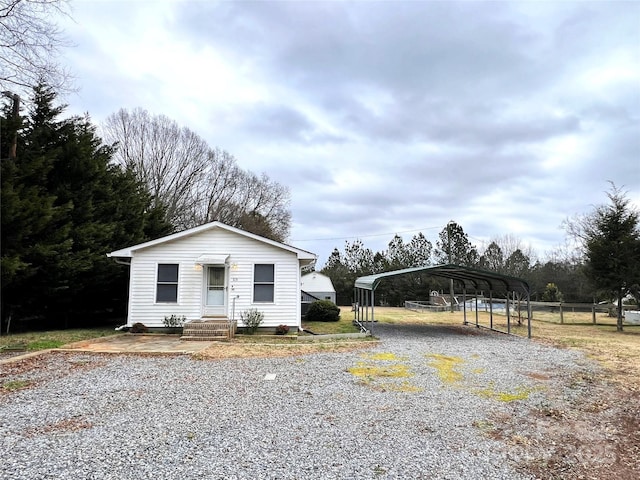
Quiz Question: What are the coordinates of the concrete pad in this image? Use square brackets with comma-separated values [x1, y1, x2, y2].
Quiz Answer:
[57, 334, 214, 355]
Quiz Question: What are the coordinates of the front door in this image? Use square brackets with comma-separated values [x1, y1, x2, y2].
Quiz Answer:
[204, 266, 226, 316]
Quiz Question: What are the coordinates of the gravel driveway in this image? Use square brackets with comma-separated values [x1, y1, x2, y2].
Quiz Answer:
[0, 323, 597, 479]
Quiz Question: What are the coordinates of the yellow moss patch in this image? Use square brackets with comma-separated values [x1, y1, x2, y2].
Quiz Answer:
[425, 353, 465, 384]
[475, 384, 535, 402]
[347, 362, 413, 378]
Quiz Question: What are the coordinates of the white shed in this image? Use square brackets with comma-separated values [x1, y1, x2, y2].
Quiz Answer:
[107, 222, 316, 329]
[301, 272, 336, 304]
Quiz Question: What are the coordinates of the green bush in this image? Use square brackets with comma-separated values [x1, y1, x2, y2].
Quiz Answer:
[240, 308, 264, 334]
[163, 314, 186, 328]
[130, 322, 148, 333]
[306, 300, 340, 322]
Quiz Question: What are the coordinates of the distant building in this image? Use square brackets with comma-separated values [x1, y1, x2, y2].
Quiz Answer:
[301, 272, 336, 304]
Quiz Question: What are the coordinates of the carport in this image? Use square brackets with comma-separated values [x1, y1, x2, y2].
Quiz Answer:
[354, 264, 532, 338]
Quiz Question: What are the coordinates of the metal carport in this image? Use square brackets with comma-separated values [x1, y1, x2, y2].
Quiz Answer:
[354, 264, 532, 338]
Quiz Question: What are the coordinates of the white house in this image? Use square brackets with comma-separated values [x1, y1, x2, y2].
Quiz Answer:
[107, 222, 317, 329]
[301, 272, 336, 304]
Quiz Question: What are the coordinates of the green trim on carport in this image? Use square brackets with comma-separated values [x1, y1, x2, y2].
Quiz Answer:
[353, 264, 532, 338]
[355, 264, 530, 295]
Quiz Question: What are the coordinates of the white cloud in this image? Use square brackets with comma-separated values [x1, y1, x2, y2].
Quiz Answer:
[57, 0, 640, 266]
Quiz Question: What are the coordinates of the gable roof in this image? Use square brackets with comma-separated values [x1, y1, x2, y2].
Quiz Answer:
[107, 221, 317, 261]
[355, 264, 530, 295]
[301, 272, 336, 292]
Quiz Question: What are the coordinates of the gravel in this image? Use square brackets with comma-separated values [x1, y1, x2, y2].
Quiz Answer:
[0, 323, 598, 480]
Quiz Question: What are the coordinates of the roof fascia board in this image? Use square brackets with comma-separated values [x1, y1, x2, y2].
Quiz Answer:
[107, 221, 316, 261]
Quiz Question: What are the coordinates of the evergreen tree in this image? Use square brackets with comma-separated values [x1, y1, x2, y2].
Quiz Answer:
[567, 184, 640, 331]
[479, 242, 504, 271]
[434, 222, 479, 266]
[541, 283, 564, 302]
[321, 248, 353, 305]
[1, 84, 171, 331]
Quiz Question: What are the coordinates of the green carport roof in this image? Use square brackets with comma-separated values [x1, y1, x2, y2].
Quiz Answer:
[354, 264, 530, 296]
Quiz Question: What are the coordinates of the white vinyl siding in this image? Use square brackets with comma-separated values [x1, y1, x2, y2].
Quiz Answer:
[124, 227, 304, 328]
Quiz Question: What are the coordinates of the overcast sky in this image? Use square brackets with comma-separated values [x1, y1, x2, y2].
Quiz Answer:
[59, 0, 639, 266]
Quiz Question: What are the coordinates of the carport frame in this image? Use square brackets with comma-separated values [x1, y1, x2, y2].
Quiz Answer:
[353, 264, 532, 338]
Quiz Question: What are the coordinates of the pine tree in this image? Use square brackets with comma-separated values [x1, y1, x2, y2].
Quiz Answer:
[1, 84, 171, 331]
[566, 183, 640, 331]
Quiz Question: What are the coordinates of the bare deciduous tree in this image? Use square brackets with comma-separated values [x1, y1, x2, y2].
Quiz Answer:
[103, 108, 210, 229]
[0, 0, 73, 94]
[102, 108, 292, 241]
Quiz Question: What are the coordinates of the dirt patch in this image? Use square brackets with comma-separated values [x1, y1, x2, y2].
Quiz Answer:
[23, 416, 93, 438]
[486, 370, 640, 479]
[0, 351, 105, 397]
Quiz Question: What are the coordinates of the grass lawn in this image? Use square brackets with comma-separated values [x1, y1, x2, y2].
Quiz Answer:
[0, 328, 119, 352]
[301, 310, 362, 334]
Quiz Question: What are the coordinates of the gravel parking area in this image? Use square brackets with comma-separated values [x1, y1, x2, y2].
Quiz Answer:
[0, 324, 600, 479]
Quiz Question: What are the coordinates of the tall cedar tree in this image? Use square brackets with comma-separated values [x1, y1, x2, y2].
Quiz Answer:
[580, 185, 640, 331]
[1, 84, 171, 331]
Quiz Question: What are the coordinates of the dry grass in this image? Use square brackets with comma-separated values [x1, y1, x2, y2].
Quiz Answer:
[196, 339, 376, 360]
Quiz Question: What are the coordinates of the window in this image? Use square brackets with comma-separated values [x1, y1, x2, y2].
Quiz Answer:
[253, 264, 274, 302]
[156, 264, 179, 303]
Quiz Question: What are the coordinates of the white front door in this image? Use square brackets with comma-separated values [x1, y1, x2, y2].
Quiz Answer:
[204, 266, 226, 316]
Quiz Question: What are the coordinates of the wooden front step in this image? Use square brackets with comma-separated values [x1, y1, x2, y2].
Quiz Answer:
[181, 320, 237, 341]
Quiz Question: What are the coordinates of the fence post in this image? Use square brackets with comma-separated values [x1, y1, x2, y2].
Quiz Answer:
[592, 305, 596, 324]
[559, 303, 564, 324]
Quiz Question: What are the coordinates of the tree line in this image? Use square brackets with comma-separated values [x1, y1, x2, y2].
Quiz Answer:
[1, 85, 292, 332]
[321, 196, 640, 333]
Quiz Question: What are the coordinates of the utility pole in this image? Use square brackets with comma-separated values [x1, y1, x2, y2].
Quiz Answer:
[2, 91, 20, 159]
[448, 220, 455, 313]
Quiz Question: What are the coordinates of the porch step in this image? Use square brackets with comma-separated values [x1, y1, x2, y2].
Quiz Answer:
[180, 320, 237, 341]
[180, 336, 228, 342]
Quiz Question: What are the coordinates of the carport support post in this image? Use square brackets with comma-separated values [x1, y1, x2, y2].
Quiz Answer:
[475, 291, 479, 327]
[353, 288, 357, 321]
[364, 290, 368, 326]
[506, 292, 511, 334]
[527, 292, 532, 338]
[371, 289, 375, 335]
[462, 288, 467, 325]
[489, 290, 494, 330]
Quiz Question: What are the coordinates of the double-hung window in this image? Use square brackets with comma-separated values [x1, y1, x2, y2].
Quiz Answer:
[253, 264, 274, 303]
[156, 264, 179, 303]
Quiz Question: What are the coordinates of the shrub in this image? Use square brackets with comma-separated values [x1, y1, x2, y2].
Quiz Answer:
[240, 308, 264, 334]
[163, 314, 186, 328]
[130, 322, 148, 333]
[306, 300, 340, 322]
[275, 324, 290, 335]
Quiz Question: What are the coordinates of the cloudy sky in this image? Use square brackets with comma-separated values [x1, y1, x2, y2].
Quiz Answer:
[58, 0, 639, 266]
